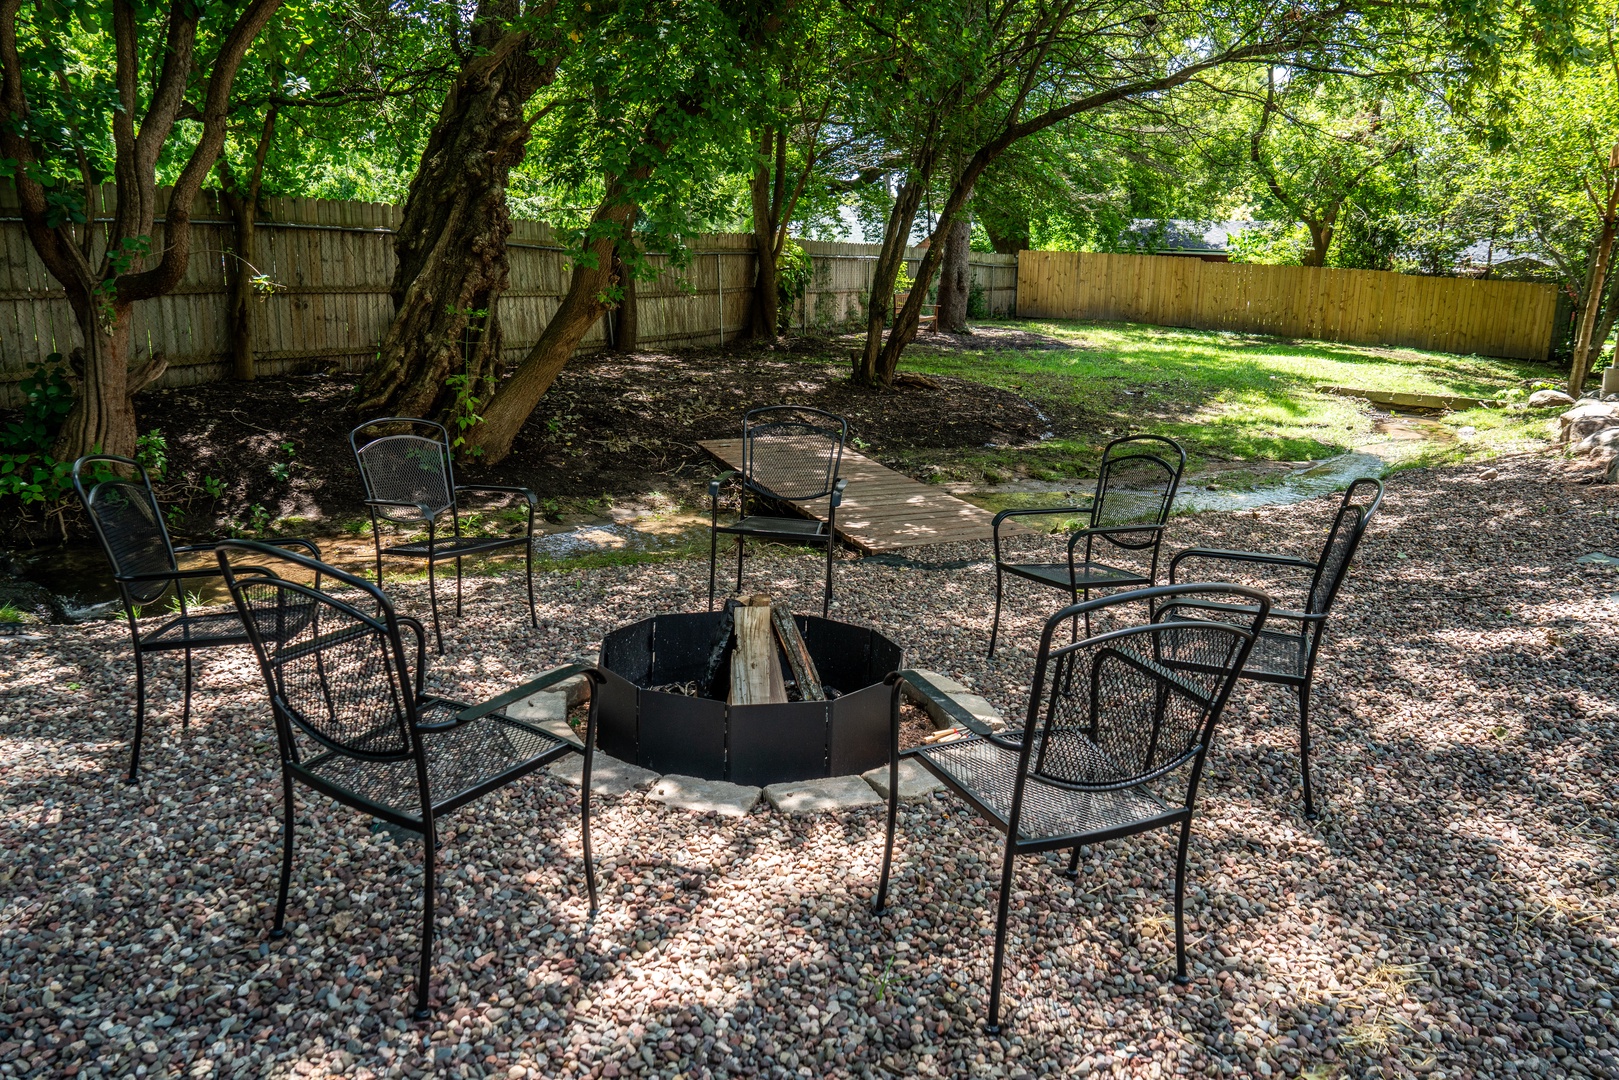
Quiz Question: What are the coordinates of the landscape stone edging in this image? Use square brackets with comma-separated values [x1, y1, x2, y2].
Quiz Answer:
[519, 665, 996, 812]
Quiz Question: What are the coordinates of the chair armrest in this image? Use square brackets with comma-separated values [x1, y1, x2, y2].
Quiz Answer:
[708, 471, 738, 502]
[1169, 547, 1316, 581]
[991, 504, 1093, 530]
[888, 669, 1022, 751]
[1156, 597, 1322, 623]
[117, 565, 237, 584]
[829, 477, 849, 509]
[455, 484, 538, 509]
[451, 663, 603, 725]
[178, 537, 323, 559]
[396, 615, 429, 700]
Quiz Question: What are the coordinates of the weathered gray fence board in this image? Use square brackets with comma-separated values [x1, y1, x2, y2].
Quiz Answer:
[0, 189, 1019, 405]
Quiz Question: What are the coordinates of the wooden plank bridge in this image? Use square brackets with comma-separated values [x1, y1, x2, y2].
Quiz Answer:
[698, 439, 1014, 554]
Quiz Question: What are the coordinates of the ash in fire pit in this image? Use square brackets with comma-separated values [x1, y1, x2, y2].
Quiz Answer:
[597, 605, 902, 787]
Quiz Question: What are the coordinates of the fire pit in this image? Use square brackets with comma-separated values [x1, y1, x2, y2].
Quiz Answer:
[596, 610, 902, 787]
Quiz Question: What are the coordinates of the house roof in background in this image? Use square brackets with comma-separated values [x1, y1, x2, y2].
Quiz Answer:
[1124, 219, 1255, 254]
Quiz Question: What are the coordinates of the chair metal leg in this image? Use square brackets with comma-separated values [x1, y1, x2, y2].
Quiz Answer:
[985, 840, 1019, 1033]
[525, 539, 538, 628]
[127, 647, 146, 784]
[581, 716, 598, 916]
[426, 559, 444, 655]
[454, 556, 463, 617]
[1298, 683, 1317, 819]
[1062, 846, 1080, 879]
[874, 768, 900, 913]
[181, 646, 194, 733]
[822, 538, 834, 617]
[734, 535, 745, 595]
[987, 567, 1004, 659]
[374, 547, 384, 589]
[1173, 817, 1192, 984]
[271, 770, 295, 939]
[705, 527, 718, 612]
[414, 818, 438, 1020]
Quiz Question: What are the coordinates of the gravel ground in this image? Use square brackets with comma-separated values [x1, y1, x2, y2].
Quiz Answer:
[3, 453, 1618, 1079]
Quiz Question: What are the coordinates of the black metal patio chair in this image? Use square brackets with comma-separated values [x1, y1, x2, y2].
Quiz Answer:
[1165, 477, 1383, 818]
[988, 434, 1186, 657]
[876, 583, 1270, 1032]
[72, 454, 322, 783]
[708, 405, 849, 616]
[215, 541, 603, 1020]
[350, 417, 538, 653]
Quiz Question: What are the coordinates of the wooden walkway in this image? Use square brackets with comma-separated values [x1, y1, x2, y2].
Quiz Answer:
[698, 438, 1012, 554]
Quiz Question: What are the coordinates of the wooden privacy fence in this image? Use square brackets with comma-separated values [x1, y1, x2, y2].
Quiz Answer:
[0, 188, 1018, 405]
[1017, 250, 1559, 361]
[795, 240, 1017, 329]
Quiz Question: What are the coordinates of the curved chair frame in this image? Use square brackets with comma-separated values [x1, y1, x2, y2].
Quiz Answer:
[350, 417, 538, 652]
[708, 405, 849, 616]
[72, 454, 320, 782]
[217, 541, 602, 1019]
[1165, 477, 1383, 817]
[989, 433, 1186, 656]
[876, 582, 1269, 1032]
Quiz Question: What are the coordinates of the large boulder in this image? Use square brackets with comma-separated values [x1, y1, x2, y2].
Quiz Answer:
[1557, 401, 1619, 444]
[1530, 388, 1577, 408]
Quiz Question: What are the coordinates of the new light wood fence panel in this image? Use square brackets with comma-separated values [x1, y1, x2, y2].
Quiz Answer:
[1017, 250, 1558, 361]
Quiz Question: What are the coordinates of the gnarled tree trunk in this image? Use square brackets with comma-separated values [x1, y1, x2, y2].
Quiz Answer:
[464, 184, 639, 463]
[357, 13, 558, 418]
[936, 208, 971, 332]
[53, 298, 144, 461]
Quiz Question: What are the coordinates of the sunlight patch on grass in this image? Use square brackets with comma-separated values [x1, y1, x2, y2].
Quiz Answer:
[888, 318, 1558, 483]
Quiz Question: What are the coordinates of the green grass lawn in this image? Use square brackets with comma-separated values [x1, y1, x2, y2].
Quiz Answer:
[894, 318, 1564, 484]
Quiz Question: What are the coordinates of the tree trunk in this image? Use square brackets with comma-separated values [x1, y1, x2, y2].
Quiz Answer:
[1302, 220, 1332, 267]
[872, 155, 992, 385]
[221, 186, 257, 381]
[1570, 191, 1619, 398]
[852, 176, 927, 385]
[464, 190, 637, 464]
[936, 207, 972, 333]
[356, 21, 553, 418]
[53, 298, 141, 461]
[612, 245, 638, 352]
[749, 133, 779, 338]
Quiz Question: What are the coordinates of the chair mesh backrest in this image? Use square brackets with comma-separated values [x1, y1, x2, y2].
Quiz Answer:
[354, 434, 454, 517]
[1306, 478, 1382, 616]
[1031, 620, 1250, 789]
[1089, 437, 1185, 548]
[233, 577, 414, 760]
[742, 407, 846, 501]
[84, 479, 176, 605]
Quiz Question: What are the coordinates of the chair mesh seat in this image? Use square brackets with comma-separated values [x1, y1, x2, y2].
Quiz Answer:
[381, 534, 529, 559]
[1001, 560, 1151, 590]
[138, 610, 252, 646]
[138, 600, 321, 648]
[301, 703, 567, 822]
[916, 731, 1174, 842]
[719, 514, 828, 537]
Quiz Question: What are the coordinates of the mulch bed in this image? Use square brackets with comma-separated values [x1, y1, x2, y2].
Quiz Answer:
[20, 338, 1063, 541]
